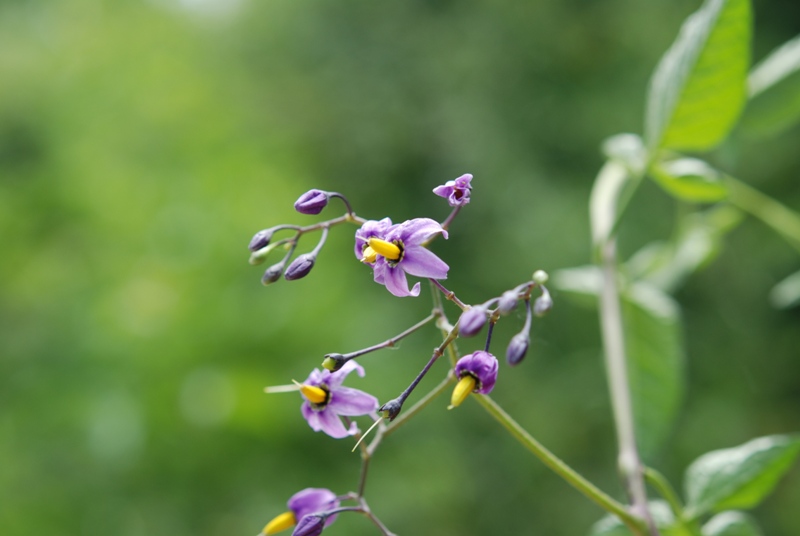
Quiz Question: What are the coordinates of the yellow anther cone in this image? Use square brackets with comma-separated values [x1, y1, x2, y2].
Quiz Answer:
[299, 384, 328, 405]
[449, 375, 476, 409]
[367, 238, 401, 261]
[361, 246, 378, 264]
[263, 511, 296, 535]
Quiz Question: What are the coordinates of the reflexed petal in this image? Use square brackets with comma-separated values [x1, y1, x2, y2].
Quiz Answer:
[372, 260, 387, 285]
[288, 488, 338, 520]
[302, 368, 326, 387]
[328, 386, 379, 416]
[400, 247, 449, 279]
[387, 218, 447, 246]
[301, 404, 352, 438]
[384, 266, 420, 297]
[327, 360, 365, 389]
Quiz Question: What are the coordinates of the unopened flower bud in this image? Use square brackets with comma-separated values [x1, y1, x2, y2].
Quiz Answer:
[262, 263, 285, 285]
[497, 291, 519, 315]
[285, 254, 316, 281]
[506, 333, 530, 366]
[458, 306, 487, 337]
[292, 514, 326, 536]
[249, 228, 275, 251]
[532, 270, 549, 285]
[379, 398, 403, 421]
[294, 190, 330, 215]
[533, 290, 553, 317]
[322, 353, 347, 372]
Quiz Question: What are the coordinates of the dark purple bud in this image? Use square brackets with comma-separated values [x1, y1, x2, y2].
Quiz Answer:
[497, 291, 519, 315]
[249, 228, 275, 251]
[379, 398, 403, 421]
[322, 353, 347, 372]
[284, 254, 316, 281]
[292, 514, 326, 536]
[262, 263, 284, 285]
[506, 333, 530, 366]
[458, 306, 487, 337]
[533, 291, 553, 317]
[455, 350, 498, 393]
[294, 189, 330, 215]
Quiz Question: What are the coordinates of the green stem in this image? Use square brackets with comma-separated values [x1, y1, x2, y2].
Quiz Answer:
[474, 394, 647, 535]
[643, 468, 683, 518]
[726, 176, 800, 254]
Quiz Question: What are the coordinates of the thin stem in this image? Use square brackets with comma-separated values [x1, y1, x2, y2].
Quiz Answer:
[357, 453, 371, 497]
[373, 376, 453, 448]
[341, 313, 437, 361]
[473, 394, 647, 534]
[358, 498, 397, 536]
[484, 318, 496, 352]
[429, 279, 468, 310]
[599, 238, 657, 536]
[644, 468, 683, 519]
[440, 205, 462, 231]
[328, 192, 356, 218]
[726, 175, 800, 254]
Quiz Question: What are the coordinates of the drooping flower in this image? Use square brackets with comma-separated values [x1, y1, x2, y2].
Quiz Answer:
[449, 351, 499, 408]
[298, 361, 379, 438]
[458, 306, 488, 337]
[433, 174, 473, 207]
[262, 488, 339, 535]
[292, 514, 326, 536]
[355, 218, 449, 297]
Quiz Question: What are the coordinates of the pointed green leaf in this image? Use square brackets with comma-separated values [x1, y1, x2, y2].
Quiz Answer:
[650, 158, 729, 203]
[645, 0, 751, 151]
[741, 34, 800, 137]
[684, 434, 800, 519]
[622, 283, 685, 459]
[702, 512, 763, 536]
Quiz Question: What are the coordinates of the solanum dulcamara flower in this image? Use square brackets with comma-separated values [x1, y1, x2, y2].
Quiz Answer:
[433, 173, 472, 207]
[355, 218, 448, 297]
[449, 351, 499, 409]
[262, 488, 339, 535]
[298, 361, 378, 439]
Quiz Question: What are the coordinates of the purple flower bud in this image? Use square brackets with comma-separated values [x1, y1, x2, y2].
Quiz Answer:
[249, 228, 275, 251]
[455, 351, 498, 393]
[292, 514, 326, 536]
[458, 306, 487, 337]
[433, 174, 473, 207]
[294, 189, 330, 215]
[262, 263, 284, 285]
[506, 333, 530, 366]
[284, 254, 316, 281]
[497, 290, 519, 315]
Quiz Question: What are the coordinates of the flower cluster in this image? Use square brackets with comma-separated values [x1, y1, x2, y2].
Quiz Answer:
[249, 175, 553, 534]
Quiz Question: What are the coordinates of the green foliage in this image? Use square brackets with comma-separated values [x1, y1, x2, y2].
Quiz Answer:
[769, 269, 800, 309]
[741, 34, 800, 138]
[650, 159, 728, 203]
[645, 0, 751, 151]
[701, 512, 763, 536]
[588, 501, 691, 536]
[684, 434, 800, 519]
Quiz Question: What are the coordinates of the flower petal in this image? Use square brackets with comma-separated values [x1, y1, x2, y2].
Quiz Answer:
[288, 488, 338, 519]
[327, 360, 365, 389]
[387, 218, 447, 246]
[354, 218, 392, 260]
[301, 403, 353, 438]
[328, 386, 379, 416]
[383, 266, 420, 297]
[400, 246, 449, 279]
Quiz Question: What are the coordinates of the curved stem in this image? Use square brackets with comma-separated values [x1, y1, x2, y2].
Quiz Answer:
[726, 175, 800, 254]
[474, 394, 647, 535]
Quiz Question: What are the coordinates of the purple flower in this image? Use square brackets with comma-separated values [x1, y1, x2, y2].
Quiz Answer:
[299, 361, 379, 439]
[449, 351, 499, 409]
[433, 174, 473, 207]
[292, 514, 326, 536]
[455, 351, 499, 394]
[355, 218, 449, 297]
[294, 189, 330, 215]
[262, 488, 339, 535]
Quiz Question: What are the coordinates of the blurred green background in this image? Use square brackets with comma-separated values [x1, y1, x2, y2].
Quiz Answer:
[1, 0, 799, 534]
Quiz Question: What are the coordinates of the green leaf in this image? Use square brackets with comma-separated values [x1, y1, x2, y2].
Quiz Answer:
[741, 34, 800, 137]
[588, 501, 692, 536]
[650, 158, 729, 203]
[551, 265, 603, 306]
[622, 283, 685, 459]
[645, 0, 751, 151]
[702, 512, 763, 536]
[590, 160, 637, 247]
[626, 205, 744, 293]
[684, 434, 800, 519]
[769, 269, 800, 309]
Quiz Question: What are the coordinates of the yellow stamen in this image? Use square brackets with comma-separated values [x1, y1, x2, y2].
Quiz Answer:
[367, 237, 401, 261]
[263, 511, 296, 535]
[448, 375, 477, 409]
[361, 246, 378, 264]
[297, 382, 328, 405]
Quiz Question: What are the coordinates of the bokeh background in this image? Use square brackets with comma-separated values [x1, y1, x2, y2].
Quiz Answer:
[2, 0, 799, 534]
